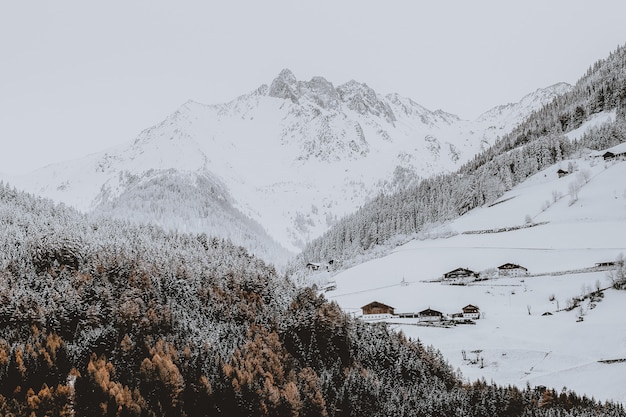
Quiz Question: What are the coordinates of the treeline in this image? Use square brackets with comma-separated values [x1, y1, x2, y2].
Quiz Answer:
[1, 183, 624, 416]
[296, 43, 626, 267]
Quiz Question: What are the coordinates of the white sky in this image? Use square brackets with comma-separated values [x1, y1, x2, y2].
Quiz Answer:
[1, 0, 625, 175]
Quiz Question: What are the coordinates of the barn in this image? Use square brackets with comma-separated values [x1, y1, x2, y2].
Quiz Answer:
[497, 263, 528, 277]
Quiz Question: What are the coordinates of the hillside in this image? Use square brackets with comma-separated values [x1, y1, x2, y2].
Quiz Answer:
[322, 152, 626, 403]
[2, 184, 623, 416]
[2, 71, 568, 261]
[297, 44, 626, 269]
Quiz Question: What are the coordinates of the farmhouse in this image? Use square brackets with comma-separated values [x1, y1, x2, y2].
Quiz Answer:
[497, 263, 528, 277]
[418, 308, 443, 322]
[462, 304, 480, 319]
[361, 301, 395, 321]
[443, 268, 478, 280]
[361, 301, 394, 316]
[603, 151, 616, 160]
[592, 142, 626, 161]
[557, 169, 569, 178]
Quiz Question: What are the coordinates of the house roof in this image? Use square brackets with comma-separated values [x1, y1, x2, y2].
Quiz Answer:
[590, 142, 626, 158]
[462, 304, 480, 311]
[361, 301, 394, 310]
[497, 263, 527, 270]
[444, 267, 475, 275]
[607, 141, 626, 155]
[419, 308, 442, 315]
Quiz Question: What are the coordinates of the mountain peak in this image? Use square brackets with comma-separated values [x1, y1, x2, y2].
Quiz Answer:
[274, 68, 297, 85]
[302, 76, 340, 109]
[337, 80, 396, 122]
[268, 68, 299, 103]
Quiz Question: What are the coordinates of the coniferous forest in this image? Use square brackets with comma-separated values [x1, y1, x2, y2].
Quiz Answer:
[1, 181, 625, 416]
[295, 44, 626, 268]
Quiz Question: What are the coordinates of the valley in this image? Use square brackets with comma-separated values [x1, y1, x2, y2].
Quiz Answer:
[3, 4, 626, 416]
[1, 71, 570, 262]
[321, 153, 626, 403]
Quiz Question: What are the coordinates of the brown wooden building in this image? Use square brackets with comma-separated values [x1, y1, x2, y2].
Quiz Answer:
[443, 267, 478, 280]
[418, 308, 443, 321]
[497, 263, 528, 277]
[361, 301, 395, 316]
[462, 304, 480, 319]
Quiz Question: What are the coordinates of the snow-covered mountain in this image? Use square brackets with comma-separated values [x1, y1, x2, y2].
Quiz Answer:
[4, 70, 572, 260]
[322, 146, 626, 404]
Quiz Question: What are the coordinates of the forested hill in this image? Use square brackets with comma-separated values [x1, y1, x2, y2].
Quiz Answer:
[462, 43, 626, 173]
[1, 183, 624, 416]
[295, 43, 626, 269]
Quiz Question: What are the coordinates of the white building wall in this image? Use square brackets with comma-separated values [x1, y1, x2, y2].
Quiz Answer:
[362, 313, 394, 321]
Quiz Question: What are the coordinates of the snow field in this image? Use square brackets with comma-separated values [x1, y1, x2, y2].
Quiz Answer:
[327, 156, 626, 403]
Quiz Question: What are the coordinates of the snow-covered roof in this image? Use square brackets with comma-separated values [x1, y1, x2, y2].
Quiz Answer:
[589, 141, 626, 157]
[607, 141, 626, 155]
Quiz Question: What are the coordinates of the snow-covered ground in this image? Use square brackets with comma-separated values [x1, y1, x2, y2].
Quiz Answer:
[326, 155, 626, 403]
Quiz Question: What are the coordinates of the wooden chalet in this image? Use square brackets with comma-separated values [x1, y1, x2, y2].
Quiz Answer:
[443, 267, 478, 280]
[497, 263, 528, 277]
[557, 169, 569, 178]
[418, 308, 443, 322]
[361, 301, 395, 316]
[462, 304, 480, 319]
[603, 151, 616, 160]
[602, 143, 626, 160]
[592, 143, 626, 160]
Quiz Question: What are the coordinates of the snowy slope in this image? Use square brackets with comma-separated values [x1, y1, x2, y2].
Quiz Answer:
[3, 70, 571, 256]
[324, 153, 626, 403]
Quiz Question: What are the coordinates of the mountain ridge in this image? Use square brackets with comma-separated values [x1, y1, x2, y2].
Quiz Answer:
[3, 69, 572, 259]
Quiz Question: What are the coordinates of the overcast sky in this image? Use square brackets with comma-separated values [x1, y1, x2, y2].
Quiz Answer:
[1, 1, 625, 175]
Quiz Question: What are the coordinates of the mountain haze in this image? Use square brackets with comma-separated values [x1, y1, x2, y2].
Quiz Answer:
[5, 70, 571, 261]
